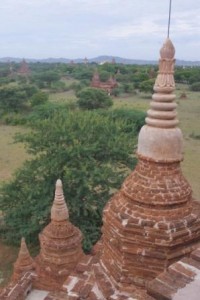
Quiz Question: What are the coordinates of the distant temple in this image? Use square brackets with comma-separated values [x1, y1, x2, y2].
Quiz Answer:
[1, 38, 200, 300]
[84, 57, 88, 65]
[91, 71, 118, 94]
[18, 59, 31, 76]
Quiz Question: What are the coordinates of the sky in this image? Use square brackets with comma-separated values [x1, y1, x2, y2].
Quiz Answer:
[0, 0, 200, 61]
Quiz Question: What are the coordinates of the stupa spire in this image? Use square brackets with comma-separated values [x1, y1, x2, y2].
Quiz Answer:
[138, 38, 183, 162]
[99, 36, 200, 290]
[146, 38, 177, 129]
[12, 237, 34, 281]
[51, 179, 69, 222]
[35, 179, 84, 291]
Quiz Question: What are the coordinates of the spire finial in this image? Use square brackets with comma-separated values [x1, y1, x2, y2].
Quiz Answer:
[138, 20, 183, 162]
[18, 237, 30, 259]
[145, 38, 177, 130]
[51, 179, 69, 221]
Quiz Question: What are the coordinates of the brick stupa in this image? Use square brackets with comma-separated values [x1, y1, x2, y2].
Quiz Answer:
[91, 71, 118, 94]
[100, 38, 200, 291]
[34, 179, 84, 291]
[18, 59, 30, 76]
[12, 237, 34, 282]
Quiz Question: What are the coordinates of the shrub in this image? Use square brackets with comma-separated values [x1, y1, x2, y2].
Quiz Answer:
[139, 79, 155, 93]
[30, 92, 49, 107]
[0, 86, 28, 112]
[77, 87, 113, 110]
[190, 82, 200, 91]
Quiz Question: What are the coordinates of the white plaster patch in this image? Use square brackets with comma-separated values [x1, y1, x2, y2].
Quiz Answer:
[26, 289, 49, 300]
[8, 284, 18, 297]
[173, 261, 200, 300]
[91, 283, 105, 299]
[173, 274, 200, 300]
[122, 219, 128, 226]
[63, 276, 79, 292]
[154, 223, 159, 229]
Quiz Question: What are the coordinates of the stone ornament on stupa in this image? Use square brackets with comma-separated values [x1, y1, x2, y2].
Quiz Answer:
[138, 38, 182, 162]
[99, 37, 200, 291]
[12, 237, 34, 282]
[34, 179, 84, 291]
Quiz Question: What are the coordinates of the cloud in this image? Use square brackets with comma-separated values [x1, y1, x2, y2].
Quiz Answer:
[0, 0, 200, 60]
[105, 21, 165, 40]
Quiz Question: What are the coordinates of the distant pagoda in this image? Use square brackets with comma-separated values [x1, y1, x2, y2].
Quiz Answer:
[18, 59, 31, 76]
[91, 71, 118, 94]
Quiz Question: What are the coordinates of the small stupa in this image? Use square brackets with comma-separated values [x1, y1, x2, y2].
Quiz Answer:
[34, 179, 84, 291]
[12, 237, 34, 282]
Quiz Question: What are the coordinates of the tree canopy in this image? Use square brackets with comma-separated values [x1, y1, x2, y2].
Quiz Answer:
[77, 87, 113, 110]
[0, 107, 145, 251]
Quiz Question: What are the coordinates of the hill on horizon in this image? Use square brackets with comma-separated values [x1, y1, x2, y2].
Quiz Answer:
[1, 55, 200, 66]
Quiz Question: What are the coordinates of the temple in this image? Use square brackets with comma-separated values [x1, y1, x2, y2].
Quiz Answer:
[1, 38, 200, 300]
[91, 71, 118, 94]
[18, 59, 31, 76]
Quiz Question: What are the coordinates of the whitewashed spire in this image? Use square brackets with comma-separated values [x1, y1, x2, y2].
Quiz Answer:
[138, 38, 183, 162]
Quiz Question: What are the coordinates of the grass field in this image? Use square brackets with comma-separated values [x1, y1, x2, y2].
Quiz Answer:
[177, 89, 200, 200]
[0, 125, 30, 184]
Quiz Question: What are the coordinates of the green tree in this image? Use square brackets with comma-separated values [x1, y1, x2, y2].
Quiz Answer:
[139, 79, 154, 93]
[77, 87, 113, 110]
[0, 108, 144, 251]
[21, 84, 38, 97]
[190, 82, 200, 91]
[30, 91, 49, 107]
[122, 83, 134, 93]
[0, 86, 27, 112]
[99, 70, 110, 82]
[72, 67, 93, 80]
[32, 71, 60, 87]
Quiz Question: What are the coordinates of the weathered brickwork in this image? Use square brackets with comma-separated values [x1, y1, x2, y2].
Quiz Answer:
[100, 157, 200, 288]
[12, 238, 35, 282]
[0, 272, 34, 300]
[34, 180, 84, 291]
[147, 248, 200, 299]
[99, 38, 200, 290]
